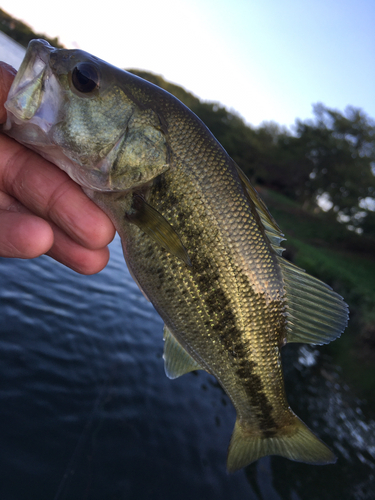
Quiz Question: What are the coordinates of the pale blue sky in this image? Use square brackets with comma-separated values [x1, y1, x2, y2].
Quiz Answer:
[1, 0, 374, 127]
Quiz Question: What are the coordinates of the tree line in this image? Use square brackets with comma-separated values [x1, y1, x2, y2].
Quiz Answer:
[131, 70, 375, 238]
[0, 9, 63, 49]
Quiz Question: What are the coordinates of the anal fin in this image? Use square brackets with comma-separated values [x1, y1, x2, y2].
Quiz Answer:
[163, 325, 203, 379]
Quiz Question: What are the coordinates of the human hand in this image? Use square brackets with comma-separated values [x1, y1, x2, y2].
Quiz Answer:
[0, 62, 115, 274]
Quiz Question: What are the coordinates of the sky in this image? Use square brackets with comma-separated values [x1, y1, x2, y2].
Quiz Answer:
[1, 0, 374, 128]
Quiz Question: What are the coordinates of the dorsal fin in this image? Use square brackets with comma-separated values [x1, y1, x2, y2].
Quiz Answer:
[234, 163, 348, 345]
[234, 163, 285, 255]
[278, 257, 349, 345]
[163, 325, 203, 379]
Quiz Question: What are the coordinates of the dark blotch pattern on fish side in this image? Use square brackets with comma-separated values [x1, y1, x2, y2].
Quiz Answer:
[188, 233, 279, 437]
[189, 251, 238, 344]
[152, 174, 179, 212]
[238, 358, 278, 437]
[151, 173, 280, 437]
[156, 267, 165, 281]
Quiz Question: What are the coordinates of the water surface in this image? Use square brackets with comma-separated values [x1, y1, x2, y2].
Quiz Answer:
[0, 236, 374, 500]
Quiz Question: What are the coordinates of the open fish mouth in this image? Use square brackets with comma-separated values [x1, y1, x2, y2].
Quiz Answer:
[3, 40, 120, 191]
[4, 40, 62, 140]
[8, 39, 53, 103]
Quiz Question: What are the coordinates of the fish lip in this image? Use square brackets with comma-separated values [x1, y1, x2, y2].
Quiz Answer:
[6, 39, 54, 102]
[3, 39, 65, 143]
[4, 39, 59, 131]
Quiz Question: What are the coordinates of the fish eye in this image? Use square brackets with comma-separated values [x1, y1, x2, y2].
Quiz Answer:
[71, 63, 100, 93]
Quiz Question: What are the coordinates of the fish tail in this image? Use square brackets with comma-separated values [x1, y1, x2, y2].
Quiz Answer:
[227, 415, 336, 473]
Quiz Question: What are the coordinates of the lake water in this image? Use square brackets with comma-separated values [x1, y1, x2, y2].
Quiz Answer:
[0, 32, 374, 500]
[0, 236, 374, 500]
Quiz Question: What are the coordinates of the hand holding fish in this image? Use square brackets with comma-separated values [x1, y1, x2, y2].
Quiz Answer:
[0, 61, 115, 273]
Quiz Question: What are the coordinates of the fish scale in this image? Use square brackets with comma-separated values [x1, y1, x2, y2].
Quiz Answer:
[3, 39, 349, 472]
[128, 167, 289, 425]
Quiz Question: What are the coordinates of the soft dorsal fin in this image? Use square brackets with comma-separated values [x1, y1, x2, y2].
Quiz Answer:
[126, 195, 192, 266]
[278, 257, 349, 345]
[234, 164, 349, 344]
[234, 163, 285, 255]
[163, 325, 203, 379]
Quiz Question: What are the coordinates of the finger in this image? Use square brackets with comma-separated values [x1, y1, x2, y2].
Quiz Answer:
[0, 62, 16, 123]
[46, 222, 111, 275]
[0, 182, 110, 272]
[0, 204, 110, 272]
[0, 209, 54, 258]
[0, 134, 115, 250]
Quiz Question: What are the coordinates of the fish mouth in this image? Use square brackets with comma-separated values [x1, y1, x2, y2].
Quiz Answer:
[4, 40, 62, 139]
[3, 40, 126, 192]
[9, 39, 53, 101]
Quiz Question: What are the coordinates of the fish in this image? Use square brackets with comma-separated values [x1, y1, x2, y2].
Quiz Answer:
[3, 39, 349, 472]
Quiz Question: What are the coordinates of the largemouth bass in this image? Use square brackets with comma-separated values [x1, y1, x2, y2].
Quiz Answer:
[3, 40, 349, 472]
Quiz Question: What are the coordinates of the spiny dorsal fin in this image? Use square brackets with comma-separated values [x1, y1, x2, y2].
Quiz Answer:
[163, 325, 203, 379]
[126, 195, 192, 266]
[234, 163, 285, 255]
[278, 257, 349, 345]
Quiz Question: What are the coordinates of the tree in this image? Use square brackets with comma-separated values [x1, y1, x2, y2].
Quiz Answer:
[294, 104, 375, 233]
[246, 105, 375, 236]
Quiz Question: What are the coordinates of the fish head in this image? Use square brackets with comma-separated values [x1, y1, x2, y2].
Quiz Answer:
[3, 39, 169, 191]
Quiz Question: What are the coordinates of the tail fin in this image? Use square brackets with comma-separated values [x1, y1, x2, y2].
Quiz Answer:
[227, 415, 336, 473]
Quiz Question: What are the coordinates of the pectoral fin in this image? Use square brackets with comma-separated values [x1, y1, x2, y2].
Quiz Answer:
[126, 195, 192, 266]
[163, 325, 203, 379]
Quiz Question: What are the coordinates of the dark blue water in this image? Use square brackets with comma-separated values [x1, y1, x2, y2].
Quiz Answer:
[0, 235, 374, 500]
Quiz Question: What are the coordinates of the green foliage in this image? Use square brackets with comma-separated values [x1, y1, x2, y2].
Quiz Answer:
[249, 105, 375, 238]
[0, 8, 63, 48]
[249, 123, 313, 196]
[294, 104, 375, 224]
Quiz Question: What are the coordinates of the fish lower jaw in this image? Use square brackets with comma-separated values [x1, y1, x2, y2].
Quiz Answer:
[3, 117, 51, 147]
[3, 122, 112, 191]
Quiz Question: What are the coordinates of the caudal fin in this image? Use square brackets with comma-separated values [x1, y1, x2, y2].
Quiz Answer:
[227, 415, 336, 473]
